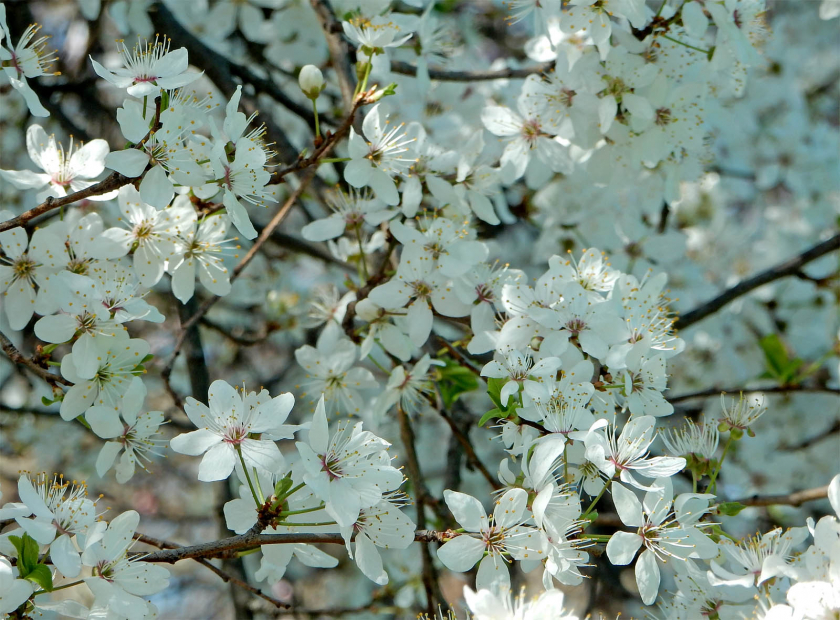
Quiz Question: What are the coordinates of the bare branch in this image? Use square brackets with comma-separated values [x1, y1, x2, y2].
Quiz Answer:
[390, 60, 553, 82]
[397, 406, 443, 613]
[730, 484, 831, 508]
[309, 0, 357, 114]
[0, 331, 69, 386]
[669, 384, 840, 404]
[134, 534, 290, 609]
[675, 232, 840, 330]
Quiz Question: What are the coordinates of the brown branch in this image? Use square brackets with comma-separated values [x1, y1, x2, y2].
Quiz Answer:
[0, 97, 163, 234]
[668, 384, 840, 404]
[675, 232, 840, 330]
[435, 403, 501, 491]
[390, 60, 553, 82]
[309, 0, 357, 114]
[0, 331, 69, 386]
[139, 529, 452, 564]
[134, 534, 290, 609]
[730, 485, 830, 508]
[0, 173, 131, 233]
[397, 406, 443, 614]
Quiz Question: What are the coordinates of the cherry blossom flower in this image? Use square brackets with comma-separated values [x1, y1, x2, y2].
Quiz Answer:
[0, 557, 33, 616]
[437, 489, 547, 590]
[481, 349, 562, 406]
[0, 125, 112, 202]
[103, 188, 196, 286]
[296, 396, 404, 528]
[90, 35, 200, 97]
[59, 334, 149, 423]
[81, 510, 170, 618]
[3, 473, 98, 578]
[96, 410, 165, 483]
[339, 495, 415, 585]
[168, 213, 236, 303]
[0, 222, 62, 330]
[607, 478, 718, 604]
[170, 380, 296, 481]
[345, 105, 415, 206]
[368, 253, 470, 347]
[577, 416, 686, 490]
[294, 334, 378, 416]
[0, 6, 54, 116]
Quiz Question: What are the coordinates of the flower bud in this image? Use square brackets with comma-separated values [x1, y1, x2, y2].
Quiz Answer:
[298, 65, 325, 100]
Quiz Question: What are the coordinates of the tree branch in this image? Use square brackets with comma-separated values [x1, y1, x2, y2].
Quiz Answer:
[134, 534, 290, 609]
[309, 0, 357, 114]
[0, 331, 69, 386]
[390, 60, 553, 82]
[668, 383, 840, 404]
[730, 484, 830, 508]
[675, 232, 840, 330]
[0, 97, 163, 234]
[397, 406, 443, 613]
[139, 530, 452, 564]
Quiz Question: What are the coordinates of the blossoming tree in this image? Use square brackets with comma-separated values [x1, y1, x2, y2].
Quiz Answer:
[0, 0, 838, 618]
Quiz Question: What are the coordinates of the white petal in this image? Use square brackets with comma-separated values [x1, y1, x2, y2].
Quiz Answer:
[436, 534, 485, 572]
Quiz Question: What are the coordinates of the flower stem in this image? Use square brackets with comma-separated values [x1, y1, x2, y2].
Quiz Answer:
[661, 34, 713, 56]
[579, 534, 612, 542]
[581, 479, 611, 520]
[276, 520, 337, 527]
[707, 434, 734, 494]
[312, 98, 321, 138]
[319, 157, 352, 164]
[355, 227, 369, 281]
[35, 579, 84, 595]
[278, 504, 326, 517]
[235, 445, 261, 507]
[253, 467, 265, 503]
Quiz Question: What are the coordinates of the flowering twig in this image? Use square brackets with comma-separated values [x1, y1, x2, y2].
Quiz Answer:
[0, 97, 163, 234]
[138, 530, 452, 564]
[675, 232, 840, 330]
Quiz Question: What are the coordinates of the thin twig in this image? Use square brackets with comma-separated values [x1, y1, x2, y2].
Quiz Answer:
[139, 530, 452, 563]
[0, 331, 69, 386]
[309, 0, 357, 114]
[675, 232, 840, 330]
[134, 534, 290, 609]
[0, 97, 163, 233]
[390, 60, 553, 82]
[397, 406, 443, 613]
[730, 485, 830, 508]
[668, 384, 840, 404]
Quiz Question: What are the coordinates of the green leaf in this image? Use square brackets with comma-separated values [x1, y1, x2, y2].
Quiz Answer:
[716, 501, 747, 517]
[486, 377, 506, 409]
[25, 564, 53, 591]
[9, 533, 40, 576]
[759, 334, 791, 380]
[479, 407, 504, 427]
[139, 353, 155, 365]
[437, 357, 479, 408]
